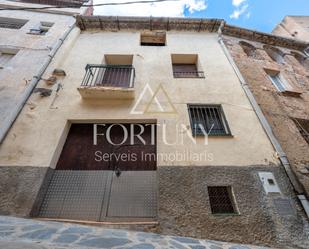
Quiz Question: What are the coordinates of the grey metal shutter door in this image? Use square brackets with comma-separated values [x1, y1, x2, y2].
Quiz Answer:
[38, 171, 112, 221]
[106, 171, 157, 218]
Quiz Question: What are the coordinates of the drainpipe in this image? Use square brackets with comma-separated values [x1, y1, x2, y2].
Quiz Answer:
[304, 47, 309, 57]
[217, 21, 309, 217]
[0, 24, 76, 144]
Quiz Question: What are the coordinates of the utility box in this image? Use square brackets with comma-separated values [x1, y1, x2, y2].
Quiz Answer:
[258, 172, 281, 195]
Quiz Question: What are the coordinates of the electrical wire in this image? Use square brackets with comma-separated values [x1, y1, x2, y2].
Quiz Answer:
[0, 0, 180, 11]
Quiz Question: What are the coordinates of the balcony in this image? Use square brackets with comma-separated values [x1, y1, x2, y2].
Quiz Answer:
[78, 64, 135, 99]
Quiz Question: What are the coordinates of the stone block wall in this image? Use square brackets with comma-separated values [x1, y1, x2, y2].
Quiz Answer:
[157, 166, 309, 249]
[223, 36, 309, 196]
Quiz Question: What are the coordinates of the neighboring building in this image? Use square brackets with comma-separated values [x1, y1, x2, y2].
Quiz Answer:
[222, 22, 309, 246]
[222, 23, 309, 194]
[0, 16, 308, 248]
[0, 0, 92, 143]
[273, 16, 309, 44]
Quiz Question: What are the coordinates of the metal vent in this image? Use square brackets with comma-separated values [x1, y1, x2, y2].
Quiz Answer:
[0, 17, 28, 29]
[188, 105, 231, 136]
[208, 186, 236, 214]
[273, 198, 296, 216]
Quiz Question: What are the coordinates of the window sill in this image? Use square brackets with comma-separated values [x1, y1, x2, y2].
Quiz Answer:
[280, 90, 302, 97]
[211, 213, 240, 217]
[193, 133, 234, 138]
[173, 75, 205, 79]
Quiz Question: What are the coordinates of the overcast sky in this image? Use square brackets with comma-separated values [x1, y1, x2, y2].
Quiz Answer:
[93, 0, 309, 32]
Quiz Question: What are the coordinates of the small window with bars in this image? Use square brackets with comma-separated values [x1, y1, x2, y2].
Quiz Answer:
[188, 104, 231, 136]
[208, 186, 237, 214]
[0, 17, 28, 29]
[292, 118, 309, 145]
[171, 54, 204, 78]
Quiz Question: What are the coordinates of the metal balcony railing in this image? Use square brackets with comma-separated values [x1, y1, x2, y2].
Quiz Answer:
[81, 64, 135, 88]
[173, 71, 205, 78]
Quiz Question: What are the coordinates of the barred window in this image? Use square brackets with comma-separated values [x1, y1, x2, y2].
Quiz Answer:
[292, 118, 309, 145]
[0, 17, 28, 29]
[208, 186, 237, 214]
[171, 54, 204, 78]
[188, 104, 231, 136]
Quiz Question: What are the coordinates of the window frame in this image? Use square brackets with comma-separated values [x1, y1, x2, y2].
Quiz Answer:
[268, 73, 286, 92]
[171, 54, 205, 79]
[187, 104, 232, 137]
[265, 69, 291, 93]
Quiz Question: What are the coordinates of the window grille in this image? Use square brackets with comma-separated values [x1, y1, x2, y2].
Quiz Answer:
[292, 118, 309, 145]
[0, 17, 28, 29]
[172, 64, 204, 78]
[188, 105, 231, 136]
[208, 186, 236, 214]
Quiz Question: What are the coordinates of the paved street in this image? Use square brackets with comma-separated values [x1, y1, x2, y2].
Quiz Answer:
[0, 216, 272, 249]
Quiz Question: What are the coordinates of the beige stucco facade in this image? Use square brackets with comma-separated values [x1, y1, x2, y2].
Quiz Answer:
[0, 28, 278, 168]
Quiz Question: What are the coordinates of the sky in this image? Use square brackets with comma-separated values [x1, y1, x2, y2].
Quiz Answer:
[93, 0, 309, 33]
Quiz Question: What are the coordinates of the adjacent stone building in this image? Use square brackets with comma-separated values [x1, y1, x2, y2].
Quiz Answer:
[0, 15, 309, 248]
[222, 23, 309, 195]
[273, 16, 309, 43]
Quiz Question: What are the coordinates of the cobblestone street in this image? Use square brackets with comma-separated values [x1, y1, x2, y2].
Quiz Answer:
[0, 216, 272, 249]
